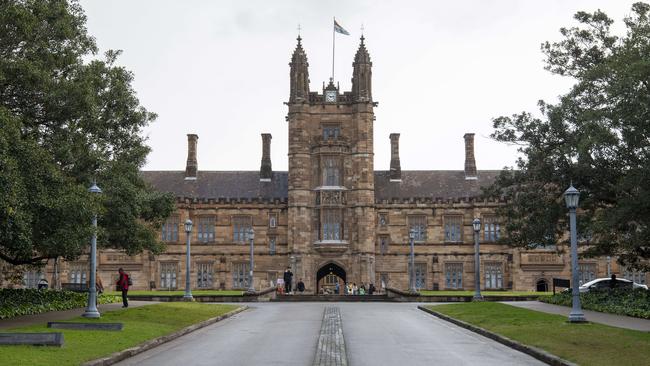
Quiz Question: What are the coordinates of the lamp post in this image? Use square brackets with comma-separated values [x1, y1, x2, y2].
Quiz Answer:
[564, 185, 586, 322]
[183, 219, 193, 301]
[409, 228, 416, 293]
[472, 218, 483, 300]
[247, 228, 255, 294]
[82, 181, 102, 318]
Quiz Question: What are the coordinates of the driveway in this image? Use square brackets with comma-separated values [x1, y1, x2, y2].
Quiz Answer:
[115, 302, 545, 366]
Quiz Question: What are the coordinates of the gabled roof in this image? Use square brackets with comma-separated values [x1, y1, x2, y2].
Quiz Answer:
[141, 170, 501, 202]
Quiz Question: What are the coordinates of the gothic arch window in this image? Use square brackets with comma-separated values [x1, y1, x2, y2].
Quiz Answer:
[322, 156, 341, 186]
[321, 209, 342, 241]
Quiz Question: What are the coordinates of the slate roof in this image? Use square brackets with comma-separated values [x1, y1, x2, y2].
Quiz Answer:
[141, 170, 502, 201]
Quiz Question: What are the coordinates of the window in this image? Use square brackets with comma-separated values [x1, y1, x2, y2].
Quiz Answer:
[232, 263, 250, 289]
[322, 157, 341, 186]
[578, 263, 596, 285]
[324, 274, 338, 286]
[444, 216, 463, 242]
[233, 216, 252, 243]
[622, 268, 646, 285]
[484, 262, 503, 289]
[321, 209, 342, 241]
[378, 213, 388, 228]
[160, 263, 177, 290]
[445, 263, 463, 289]
[409, 263, 426, 290]
[23, 270, 43, 289]
[379, 236, 389, 255]
[69, 263, 87, 284]
[269, 236, 276, 255]
[197, 263, 213, 289]
[322, 125, 340, 140]
[197, 216, 215, 243]
[161, 216, 179, 242]
[269, 213, 278, 228]
[408, 215, 427, 242]
[483, 216, 500, 242]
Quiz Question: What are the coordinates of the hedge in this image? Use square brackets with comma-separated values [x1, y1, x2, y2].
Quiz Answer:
[0, 289, 120, 319]
[540, 288, 650, 319]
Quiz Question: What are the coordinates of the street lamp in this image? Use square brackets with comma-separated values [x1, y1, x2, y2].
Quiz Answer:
[82, 180, 102, 318]
[246, 228, 255, 294]
[183, 219, 193, 301]
[472, 218, 483, 300]
[409, 228, 417, 293]
[564, 184, 586, 322]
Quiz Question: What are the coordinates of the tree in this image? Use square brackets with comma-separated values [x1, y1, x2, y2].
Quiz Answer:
[0, 0, 174, 265]
[486, 2, 650, 270]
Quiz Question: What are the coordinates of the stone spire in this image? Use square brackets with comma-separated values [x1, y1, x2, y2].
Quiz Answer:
[351, 35, 372, 102]
[289, 36, 310, 103]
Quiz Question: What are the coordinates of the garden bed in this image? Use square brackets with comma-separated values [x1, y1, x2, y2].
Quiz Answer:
[540, 288, 650, 319]
[0, 289, 120, 320]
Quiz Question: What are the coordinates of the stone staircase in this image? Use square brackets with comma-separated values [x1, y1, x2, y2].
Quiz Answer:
[270, 294, 394, 302]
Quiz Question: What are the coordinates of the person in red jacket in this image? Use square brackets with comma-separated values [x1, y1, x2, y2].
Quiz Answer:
[116, 268, 130, 308]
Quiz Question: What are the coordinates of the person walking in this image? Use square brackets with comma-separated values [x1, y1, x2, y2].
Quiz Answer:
[283, 267, 293, 294]
[334, 282, 340, 295]
[116, 268, 130, 308]
[96, 271, 104, 296]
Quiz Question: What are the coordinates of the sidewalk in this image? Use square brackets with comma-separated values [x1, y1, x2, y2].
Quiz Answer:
[503, 301, 650, 332]
[0, 301, 156, 330]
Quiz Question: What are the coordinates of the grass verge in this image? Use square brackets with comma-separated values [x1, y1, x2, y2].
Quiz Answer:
[0, 302, 240, 366]
[428, 302, 650, 366]
[418, 290, 549, 297]
[105, 290, 244, 296]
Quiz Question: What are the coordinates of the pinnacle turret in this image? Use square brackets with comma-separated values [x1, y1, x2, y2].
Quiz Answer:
[289, 36, 310, 103]
[352, 36, 372, 102]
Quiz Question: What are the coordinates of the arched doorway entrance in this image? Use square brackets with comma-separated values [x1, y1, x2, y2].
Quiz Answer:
[536, 278, 549, 292]
[316, 263, 346, 295]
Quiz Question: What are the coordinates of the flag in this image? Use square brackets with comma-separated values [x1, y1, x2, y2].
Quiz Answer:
[334, 19, 350, 35]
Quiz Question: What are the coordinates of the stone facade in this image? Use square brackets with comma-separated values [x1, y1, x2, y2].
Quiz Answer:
[12, 36, 647, 293]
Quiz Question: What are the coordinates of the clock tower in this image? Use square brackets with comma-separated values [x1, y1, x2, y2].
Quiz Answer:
[287, 35, 376, 292]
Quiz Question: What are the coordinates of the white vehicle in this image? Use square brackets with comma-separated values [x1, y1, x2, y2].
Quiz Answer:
[578, 277, 648, 293]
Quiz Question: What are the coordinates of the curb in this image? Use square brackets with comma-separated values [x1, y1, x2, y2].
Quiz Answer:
[82, 306, 248, 366]
[417, 306, 576, 366]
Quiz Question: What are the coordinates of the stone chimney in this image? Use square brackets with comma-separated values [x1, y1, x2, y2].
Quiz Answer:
[185, 134, 198, 180]
[464, 133, 477, 180]
[260, 133, 272, 182]
[389, 133, 401, 181]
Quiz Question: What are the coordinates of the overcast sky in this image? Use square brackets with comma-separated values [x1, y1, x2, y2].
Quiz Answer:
[79, 0, 636, 172]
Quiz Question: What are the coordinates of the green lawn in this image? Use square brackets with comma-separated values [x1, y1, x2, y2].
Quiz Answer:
[428, 302, 650, 366]
[0, 302, 241, 366]
[419, 290, 550, 297]
[105, 289, 244, 296]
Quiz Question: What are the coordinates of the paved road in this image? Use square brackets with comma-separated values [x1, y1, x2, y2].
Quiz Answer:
[116, 303, 545, 366]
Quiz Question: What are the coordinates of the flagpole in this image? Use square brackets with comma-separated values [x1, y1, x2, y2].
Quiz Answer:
[332, 16, 335, 81]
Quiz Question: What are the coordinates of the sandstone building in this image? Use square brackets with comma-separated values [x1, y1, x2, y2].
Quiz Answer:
[14, 36, 647, 293]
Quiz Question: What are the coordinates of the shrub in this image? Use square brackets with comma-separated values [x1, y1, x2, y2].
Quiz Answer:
[540, 288, 650, 319]
[0, 289, 120, 319]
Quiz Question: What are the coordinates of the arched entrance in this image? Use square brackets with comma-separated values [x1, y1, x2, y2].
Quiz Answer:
[536, 278, 549, 292]
[316, 263, 346, 295]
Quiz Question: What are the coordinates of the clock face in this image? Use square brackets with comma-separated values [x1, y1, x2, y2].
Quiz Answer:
[325, 91, 337, 102]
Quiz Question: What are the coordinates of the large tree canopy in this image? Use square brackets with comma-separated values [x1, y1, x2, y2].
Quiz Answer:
[0, 0, 174, 265]
[485, 3, 650, 270]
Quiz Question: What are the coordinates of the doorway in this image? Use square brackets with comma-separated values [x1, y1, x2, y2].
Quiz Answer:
[316, 263, 346, 294]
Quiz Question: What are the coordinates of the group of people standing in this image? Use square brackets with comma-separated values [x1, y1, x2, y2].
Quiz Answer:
[276, 267, 305, 295]
[334, 282, 376, 295]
